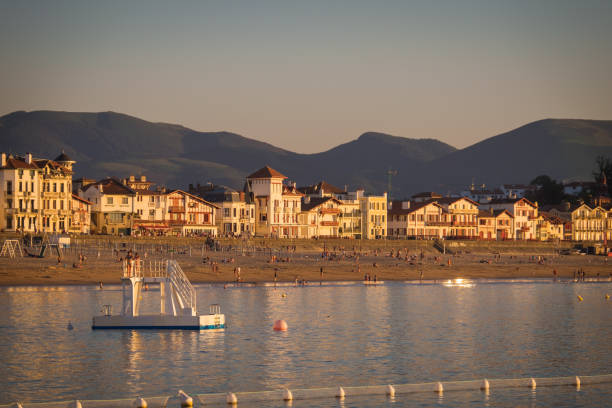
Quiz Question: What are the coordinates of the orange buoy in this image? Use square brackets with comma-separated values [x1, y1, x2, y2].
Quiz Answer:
[273, 319, 288, 331]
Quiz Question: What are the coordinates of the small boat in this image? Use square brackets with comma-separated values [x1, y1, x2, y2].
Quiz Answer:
[92, 259, 225, 330]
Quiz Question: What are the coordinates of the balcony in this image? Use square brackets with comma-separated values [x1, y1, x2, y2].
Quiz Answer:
[167, 219, 186, 226]
[321, 221, 339, 227]
[425, 221, 451, 226]
[451, 221, 478, 227]
[320, 208, 340, 215]
[168, 206, 184, 213]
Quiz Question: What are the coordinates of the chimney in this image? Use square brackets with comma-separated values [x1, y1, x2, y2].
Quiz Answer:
[1, 153, 5, 167]
[239, 191, 245, 201]
[26, 152, 32, 164]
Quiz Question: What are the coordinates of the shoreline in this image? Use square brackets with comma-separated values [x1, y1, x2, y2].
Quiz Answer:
[1, 237, 610, 286]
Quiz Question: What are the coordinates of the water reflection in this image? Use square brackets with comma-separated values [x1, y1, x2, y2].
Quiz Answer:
[0, 281, 611, 406]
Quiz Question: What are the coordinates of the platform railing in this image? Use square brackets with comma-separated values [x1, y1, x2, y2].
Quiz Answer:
[166, 260, 196, 312]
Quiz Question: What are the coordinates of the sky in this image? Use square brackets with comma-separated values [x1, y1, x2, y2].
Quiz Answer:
[1, 0, 611, 153]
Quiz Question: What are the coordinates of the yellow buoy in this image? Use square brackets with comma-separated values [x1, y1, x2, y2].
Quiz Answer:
[605, 294, 610, 300]
[577, 295, 583, 302]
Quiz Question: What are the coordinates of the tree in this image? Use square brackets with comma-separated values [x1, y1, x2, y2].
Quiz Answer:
[592, 155, 612, 197]
[526, 175, 565, 206]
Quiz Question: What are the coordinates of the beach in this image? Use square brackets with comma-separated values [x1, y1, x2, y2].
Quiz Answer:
[0, 236, 610, 286]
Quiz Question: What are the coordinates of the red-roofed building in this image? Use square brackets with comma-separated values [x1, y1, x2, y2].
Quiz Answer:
[388, 200, 448, 239]
[247, 166, 303, 238]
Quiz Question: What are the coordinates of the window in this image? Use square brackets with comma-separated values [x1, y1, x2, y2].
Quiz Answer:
[60, 183, 64, 193]
[60, 200, 64, 210]
[30, 170, 35, 178]
[31, 182, 34, 192]
[6, 181, 12, 194]
[122, 197, 128, 205]
[53, 200, 56, 209]
[19, 182, 22, 192]
[53, 183, 57, 192]
[224, 208, 230, 217]
[107, 197, 113, 204]
[109, 213, 123, 223]
[149, 210, 155, 216]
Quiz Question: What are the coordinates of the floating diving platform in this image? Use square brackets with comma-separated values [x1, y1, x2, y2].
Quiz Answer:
[92, 259, 224, 330]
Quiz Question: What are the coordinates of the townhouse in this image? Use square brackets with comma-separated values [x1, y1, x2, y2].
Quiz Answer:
[80, 178, 136, 235]
[481, 198, 538, 240]
[388, 200, 447, 239]
[70, 194, 92, 234]
[435, 197, 479, 239]
[299, 196, 342, 238]
[189, 183, 255, 236]
[571, 204, 609, 241]
[477, 209, 514, 240]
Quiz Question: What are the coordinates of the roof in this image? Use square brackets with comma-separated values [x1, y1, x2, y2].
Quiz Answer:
[54, 152, 74, 162]
[282, 185, 304, 197]
[478, 209, 514, 218]
[487, 197, 538, 207]
[166, 189, 220, 209]
[298, 181, 346, 195]
[502, 184, 528, 189]
[433, 196, 480, 207]
[388, 201, 443, 215]
[1, 156, 39, 170]
[539, 211, 567, 225]
[82, 178, 136, 195]
[301, 196, 341, 212]
[72, 193, 93, 205]
[247, 166, 287, 179]
[133, 188, 165, 196]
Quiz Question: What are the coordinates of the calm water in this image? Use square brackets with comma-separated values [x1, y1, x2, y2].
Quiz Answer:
[0, 279, 611, 407]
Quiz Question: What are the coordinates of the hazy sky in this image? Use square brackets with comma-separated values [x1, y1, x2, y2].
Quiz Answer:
[1, 0, 611, 153]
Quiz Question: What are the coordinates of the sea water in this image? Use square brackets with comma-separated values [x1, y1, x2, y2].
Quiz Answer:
[0, 279, 611, 406]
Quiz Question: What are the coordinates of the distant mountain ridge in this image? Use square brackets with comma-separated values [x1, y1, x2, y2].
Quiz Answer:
[1, 110, 611, 196]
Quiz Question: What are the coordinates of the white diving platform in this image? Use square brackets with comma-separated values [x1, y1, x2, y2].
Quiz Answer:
[92, 259, 225, 330]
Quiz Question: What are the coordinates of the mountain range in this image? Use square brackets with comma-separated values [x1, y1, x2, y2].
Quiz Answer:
[1, 110, 611, 198]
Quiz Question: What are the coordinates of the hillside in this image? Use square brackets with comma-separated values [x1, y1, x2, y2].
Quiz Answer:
[0, 110, 456, 193]
[1, 111, 610, 195]
[417, 119, 612, 194]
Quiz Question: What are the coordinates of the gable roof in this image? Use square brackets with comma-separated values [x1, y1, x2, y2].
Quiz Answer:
[247, 166, 287, 179]
[301, 196, 342, 212]
[433, 196, 479, 207]
[1, 156, 39, 170]
[82, 178, 136, 195]
[388, 201, 444, 215]
[166, 189, 220, 209]
[72, 193, 93, 205]
[298, 181, 346, 195]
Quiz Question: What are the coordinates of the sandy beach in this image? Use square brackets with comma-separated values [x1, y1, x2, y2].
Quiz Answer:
[0, 236, 610, 286]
